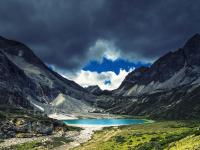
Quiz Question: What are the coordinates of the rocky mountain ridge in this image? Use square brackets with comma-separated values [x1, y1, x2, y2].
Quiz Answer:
[0, 36, 96, 113]
[96, 34, 200, 119]
[85, 86, 102, 96]
[0, 34, 200, 119]
[113, 34, 200, 97]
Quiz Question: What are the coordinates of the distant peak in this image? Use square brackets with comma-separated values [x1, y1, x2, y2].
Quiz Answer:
[192, 33, 200, 38]
[87, 85, 101, 90]
[0, 36, 25, 49]
[184, 33, 200, 48]
[86, 85, 102, 95]
[0, 35, 7, 41]
[189, 33, 200, 41]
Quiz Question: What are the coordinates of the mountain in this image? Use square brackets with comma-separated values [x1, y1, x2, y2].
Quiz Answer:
[97, 34, 200, 119]
[86, 85, 102, 95]
[0, 50, 33, 108]
[1, 34, 200, 119]
[113, 34, 200, 96]
[0, 36, 96, 113]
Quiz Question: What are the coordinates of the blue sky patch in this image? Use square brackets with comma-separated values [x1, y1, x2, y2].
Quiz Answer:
[104, 80, 111, 85]
[83, 57, 151, 74]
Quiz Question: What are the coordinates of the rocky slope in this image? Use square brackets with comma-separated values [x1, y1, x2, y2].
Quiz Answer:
[0, 106, 71, 139]
[85, 86, 102, 96]
[0, 50, 33, 108]
[97, 34, 200, 119]
[0, 36, 96, 113]
[113, 34, 200, 96]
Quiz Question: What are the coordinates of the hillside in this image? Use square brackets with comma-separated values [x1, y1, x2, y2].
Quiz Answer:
[96, 34, 200, 119]
[0, 36, 96, 113]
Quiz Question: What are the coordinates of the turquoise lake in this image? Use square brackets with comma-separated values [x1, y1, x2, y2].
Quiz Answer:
[63, 119, 146, 126]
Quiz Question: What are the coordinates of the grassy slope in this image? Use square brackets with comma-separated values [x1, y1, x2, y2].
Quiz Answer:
[6, 137, 73, 150]
[74, 121, 200, 150]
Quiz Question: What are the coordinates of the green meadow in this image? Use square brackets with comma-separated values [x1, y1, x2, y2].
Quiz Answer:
[74, 121, 200, 150]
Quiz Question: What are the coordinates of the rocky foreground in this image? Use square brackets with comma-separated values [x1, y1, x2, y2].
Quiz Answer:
[0, 106, 83, 149]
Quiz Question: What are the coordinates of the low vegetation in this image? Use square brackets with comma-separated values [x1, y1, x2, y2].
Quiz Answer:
[74, 121, 200, 150]
[1, 107, 200, 150]
[4, 136, 73, 150]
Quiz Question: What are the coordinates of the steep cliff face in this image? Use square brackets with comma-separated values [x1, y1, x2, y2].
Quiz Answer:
[113, 34, 200, 97]
[0, 36, 96, 112]
[0, 51, 33, 108]
[98, 34, 200, 119]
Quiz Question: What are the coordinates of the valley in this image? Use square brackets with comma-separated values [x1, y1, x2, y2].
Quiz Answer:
[0, 33, 200, 149]
[1, 113, 200, 150]
[1, 0, 200, 149]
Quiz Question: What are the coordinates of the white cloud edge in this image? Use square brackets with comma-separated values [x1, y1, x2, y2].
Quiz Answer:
[63, 68, 134, 90]
[88, 39, 121, 61]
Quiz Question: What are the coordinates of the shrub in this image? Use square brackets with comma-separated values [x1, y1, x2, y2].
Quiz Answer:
[115, 136, 126, 144]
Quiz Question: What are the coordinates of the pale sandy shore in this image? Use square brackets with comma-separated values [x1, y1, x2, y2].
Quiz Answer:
[48, 112, 123, 120]
[54, 126, 103, 150]
[48, 113, 78, 120]
[49, 113, 123, 150]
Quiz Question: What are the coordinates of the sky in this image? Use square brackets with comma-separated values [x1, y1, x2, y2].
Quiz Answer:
[0, 0, 200, 90]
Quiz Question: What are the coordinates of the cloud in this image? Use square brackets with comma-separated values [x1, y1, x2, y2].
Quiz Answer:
[63, 68, 134, 90]
[0, 0, 199, 71]
[88, 39, 120, 61]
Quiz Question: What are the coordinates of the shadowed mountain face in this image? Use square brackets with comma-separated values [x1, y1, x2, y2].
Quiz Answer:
[113, 34, 200, 96]
[0, 36, 96, 113]
[0, 50, 33, 108]
[86, 86, 102, 96]
[96, 34, 200, 119]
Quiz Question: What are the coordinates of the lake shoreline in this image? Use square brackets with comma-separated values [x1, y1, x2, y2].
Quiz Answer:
[54, 126, 103, 150]
[72, 121, 200, 150]
[0, 112, 154, 149]
[48, 112, 125, 120]
[52, 114, 154, 149]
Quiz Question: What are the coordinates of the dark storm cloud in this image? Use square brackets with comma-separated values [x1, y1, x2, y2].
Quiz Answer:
[0, 0, 199, 70]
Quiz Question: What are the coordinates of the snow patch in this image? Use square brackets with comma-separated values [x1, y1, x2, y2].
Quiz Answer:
[30, 101, 44, 111]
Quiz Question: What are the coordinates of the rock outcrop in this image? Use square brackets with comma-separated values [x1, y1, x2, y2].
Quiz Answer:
[86, 86, 102, 95]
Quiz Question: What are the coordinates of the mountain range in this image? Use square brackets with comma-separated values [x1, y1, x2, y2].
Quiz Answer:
[0, 34, 200, 119]
[96, 34, 200, 119]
